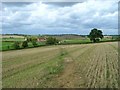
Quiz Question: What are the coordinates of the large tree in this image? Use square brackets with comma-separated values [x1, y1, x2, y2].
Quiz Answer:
[88, 28, 103, 42]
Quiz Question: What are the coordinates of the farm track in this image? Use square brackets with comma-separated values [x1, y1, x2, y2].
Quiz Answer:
[2, 42, 118, 88]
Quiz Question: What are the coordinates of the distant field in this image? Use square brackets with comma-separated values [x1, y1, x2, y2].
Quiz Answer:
[0, 35, 119, 51]
[1, 41, 46, 51]
[2, 42, 118, 88]
[1, 35, 25, 39]
[0, 35, 45, 51]
[63, 39, 91, 44]
[2, 38, 25, 42]
[0, 35, 25, 50]
[1, 42, 14, 51]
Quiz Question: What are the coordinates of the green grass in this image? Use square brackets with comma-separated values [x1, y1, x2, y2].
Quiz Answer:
[61, 39, 91, 44]
[62, 38, 118, 44]
[1, 42, 14, 51]
[0, 38, 25, 51]
[101, 38, 113, 41]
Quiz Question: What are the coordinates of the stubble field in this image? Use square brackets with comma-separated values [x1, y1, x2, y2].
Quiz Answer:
[2, 42, 118, 88]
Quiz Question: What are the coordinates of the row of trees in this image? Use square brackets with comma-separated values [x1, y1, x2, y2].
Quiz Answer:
[13, 37, 38, 49]
[13, 41, 29, 49]
[13, 37, 59, 49]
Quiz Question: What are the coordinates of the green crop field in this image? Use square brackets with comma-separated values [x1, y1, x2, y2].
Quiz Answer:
[0, 37, 26, 51]
[1, 41, 46, 51]
[1, 42, 15, 51]
[63, 39, 91, 44]
[2, 42, 118, 88]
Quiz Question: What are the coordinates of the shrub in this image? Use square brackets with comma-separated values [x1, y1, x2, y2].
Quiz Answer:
[22, 41, 28, 48]
[96, 38, 100, 42]
[32, 41, 38, 47]
[26, 38, 32, 42]
[27, 37, 37, 42]
[13, 42, 20, 49]
[46, 37, 59, 45]
[7, 45, 10, 49]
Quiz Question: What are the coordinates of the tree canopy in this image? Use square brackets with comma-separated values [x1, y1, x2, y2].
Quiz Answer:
[88, 28, 103, 42]
[46, 37, 59, 45]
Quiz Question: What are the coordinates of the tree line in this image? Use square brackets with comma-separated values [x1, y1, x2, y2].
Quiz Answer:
[12, 28, 120, 50]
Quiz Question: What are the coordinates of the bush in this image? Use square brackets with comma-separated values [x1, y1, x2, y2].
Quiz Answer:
[46, 37, 59, 45]
[96, 38, 100, 42]
[7, 45, 10, 49]
[26, 38, 32, 42]
[13, 42, 20, 49]
[27, 37, 37, 42]
[22, 41, 28, 48]
[32, 41, 38, 47]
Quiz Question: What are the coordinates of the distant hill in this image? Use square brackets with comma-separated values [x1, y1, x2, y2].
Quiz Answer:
[41, 34, 87, 40]
[1, 34, 119, 40]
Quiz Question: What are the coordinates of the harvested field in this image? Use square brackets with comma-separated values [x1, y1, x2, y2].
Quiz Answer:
[2, 42, 118, 88]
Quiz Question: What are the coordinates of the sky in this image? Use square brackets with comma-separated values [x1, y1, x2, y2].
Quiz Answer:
[1, 0, 119, 35]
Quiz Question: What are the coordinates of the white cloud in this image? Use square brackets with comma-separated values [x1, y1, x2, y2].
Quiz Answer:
[2, 0, 118, 34]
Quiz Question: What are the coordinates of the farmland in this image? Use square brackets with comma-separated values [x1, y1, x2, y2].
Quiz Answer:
[1, 34, 119, 51]
[2, 42, 118, 88]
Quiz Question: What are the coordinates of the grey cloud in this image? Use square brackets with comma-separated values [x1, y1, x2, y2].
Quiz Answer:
[2, 0, 118, 35]
[43, 2, 79, 7]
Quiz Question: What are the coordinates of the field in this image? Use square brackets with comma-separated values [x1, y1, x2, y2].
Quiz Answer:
[1, 34, 119, 51]
[0, 35, 26, 51]
[1, 41, 46, 51]
[2, 42, 118, 88]
[1, 38, 45, 51]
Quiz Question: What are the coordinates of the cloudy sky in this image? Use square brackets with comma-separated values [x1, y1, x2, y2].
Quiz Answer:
[2, 0, 119, 35]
